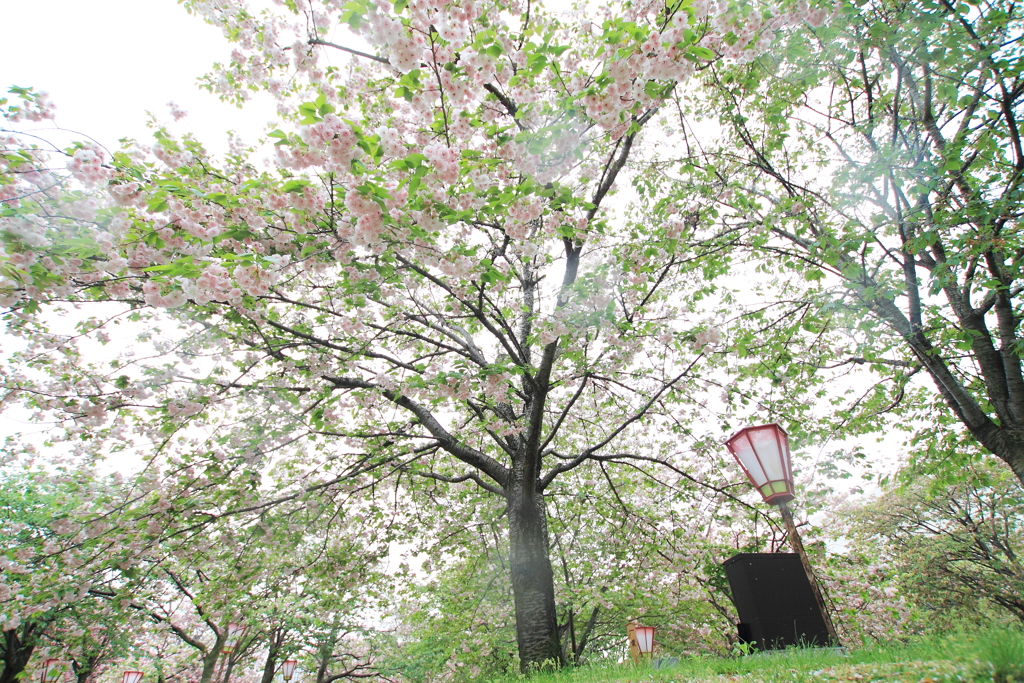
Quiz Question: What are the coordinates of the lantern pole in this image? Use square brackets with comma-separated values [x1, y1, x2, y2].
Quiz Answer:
[777, 499, 840, 644]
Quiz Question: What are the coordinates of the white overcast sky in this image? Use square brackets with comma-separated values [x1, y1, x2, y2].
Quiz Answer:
[0, 0, 282, 456]
[1, 0, 277, 154]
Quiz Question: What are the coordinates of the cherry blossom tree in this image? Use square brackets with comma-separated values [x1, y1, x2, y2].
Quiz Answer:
[0, 388, 387, 683]
[0, 0, 838, 670]
[0, 464, 141, 683]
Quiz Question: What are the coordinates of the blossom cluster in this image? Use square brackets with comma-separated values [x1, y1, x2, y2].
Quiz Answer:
[344, 187, 386, 245]
[67, 144, 115, 187]
[3, 89, 56, 122]
[691, 325, 722, 351]
[167, 101, 189, 121]
[277, 113, 358, 170]
[423, 143, 460, 185]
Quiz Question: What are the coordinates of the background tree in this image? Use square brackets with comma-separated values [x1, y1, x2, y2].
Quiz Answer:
[666, 0, 1024, 484]
[843, 460, 1024, 626]
[0, 465, 128, 683]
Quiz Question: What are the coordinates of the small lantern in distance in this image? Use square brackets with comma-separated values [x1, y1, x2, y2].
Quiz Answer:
[222, 622, 246, 654]
[634, 625, 654, 656]
[40, 660, 62, 683]
[281, 661, 297, 681]
[725, 423, 794, 505]
[122, 672, 144, 683]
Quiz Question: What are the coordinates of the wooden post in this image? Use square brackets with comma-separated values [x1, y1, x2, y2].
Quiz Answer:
[626, 622, 641, 665]
[777, 500, 841, 645]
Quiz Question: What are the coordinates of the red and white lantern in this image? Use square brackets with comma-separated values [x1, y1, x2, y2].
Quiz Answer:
[222, 622, 246, 654]
[634, 625, 654, 654]
[122, 671, 144, 683]
[40, 660, 63, 683]
[725, 423, 795, 505]
[281, 660, 298, 681]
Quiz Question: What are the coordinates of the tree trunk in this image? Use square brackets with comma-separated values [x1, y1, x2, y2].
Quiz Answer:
[259, 627, 284, 683]
[506, 479, 563, 672]
[0, 623, 42, 683]
[73, 652, 102, 683]
[316, 646, 330, 683]
[198, 648, 221, 683]
[221, 657, 236, 683]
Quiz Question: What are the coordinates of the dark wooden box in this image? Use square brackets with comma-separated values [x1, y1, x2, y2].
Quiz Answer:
[722, 553, 832, 650]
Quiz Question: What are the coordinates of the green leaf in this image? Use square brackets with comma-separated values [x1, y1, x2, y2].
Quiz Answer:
[298, 102, 321, 122]
[689, 46, 715, 60]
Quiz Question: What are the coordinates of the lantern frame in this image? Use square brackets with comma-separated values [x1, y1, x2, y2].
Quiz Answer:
[281, 660, 298, 681]
[122, 671, 144, 683]
[634, 626, 654, 654]
[40, 660, 62, 683]
[725, 423, 795, 505]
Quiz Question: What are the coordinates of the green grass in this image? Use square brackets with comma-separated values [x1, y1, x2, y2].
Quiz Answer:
[484, 628, 1024, 683]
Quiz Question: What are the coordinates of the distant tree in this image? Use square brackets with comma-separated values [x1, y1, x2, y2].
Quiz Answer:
[846, 461, 1024, 625]
[0, 469, 110, 683]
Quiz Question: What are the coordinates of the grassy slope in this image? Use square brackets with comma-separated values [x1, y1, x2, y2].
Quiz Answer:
[486, 631, 1024, 683]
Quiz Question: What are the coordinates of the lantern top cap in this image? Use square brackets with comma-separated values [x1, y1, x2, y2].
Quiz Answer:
[726, 422, 787, 442]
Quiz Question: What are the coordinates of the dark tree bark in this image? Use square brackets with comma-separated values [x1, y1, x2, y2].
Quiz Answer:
[72, 652, 102, 683]
[259, 627, 286, 683]
[506, 480, 562, 671]
[0, 623, 42, 683]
